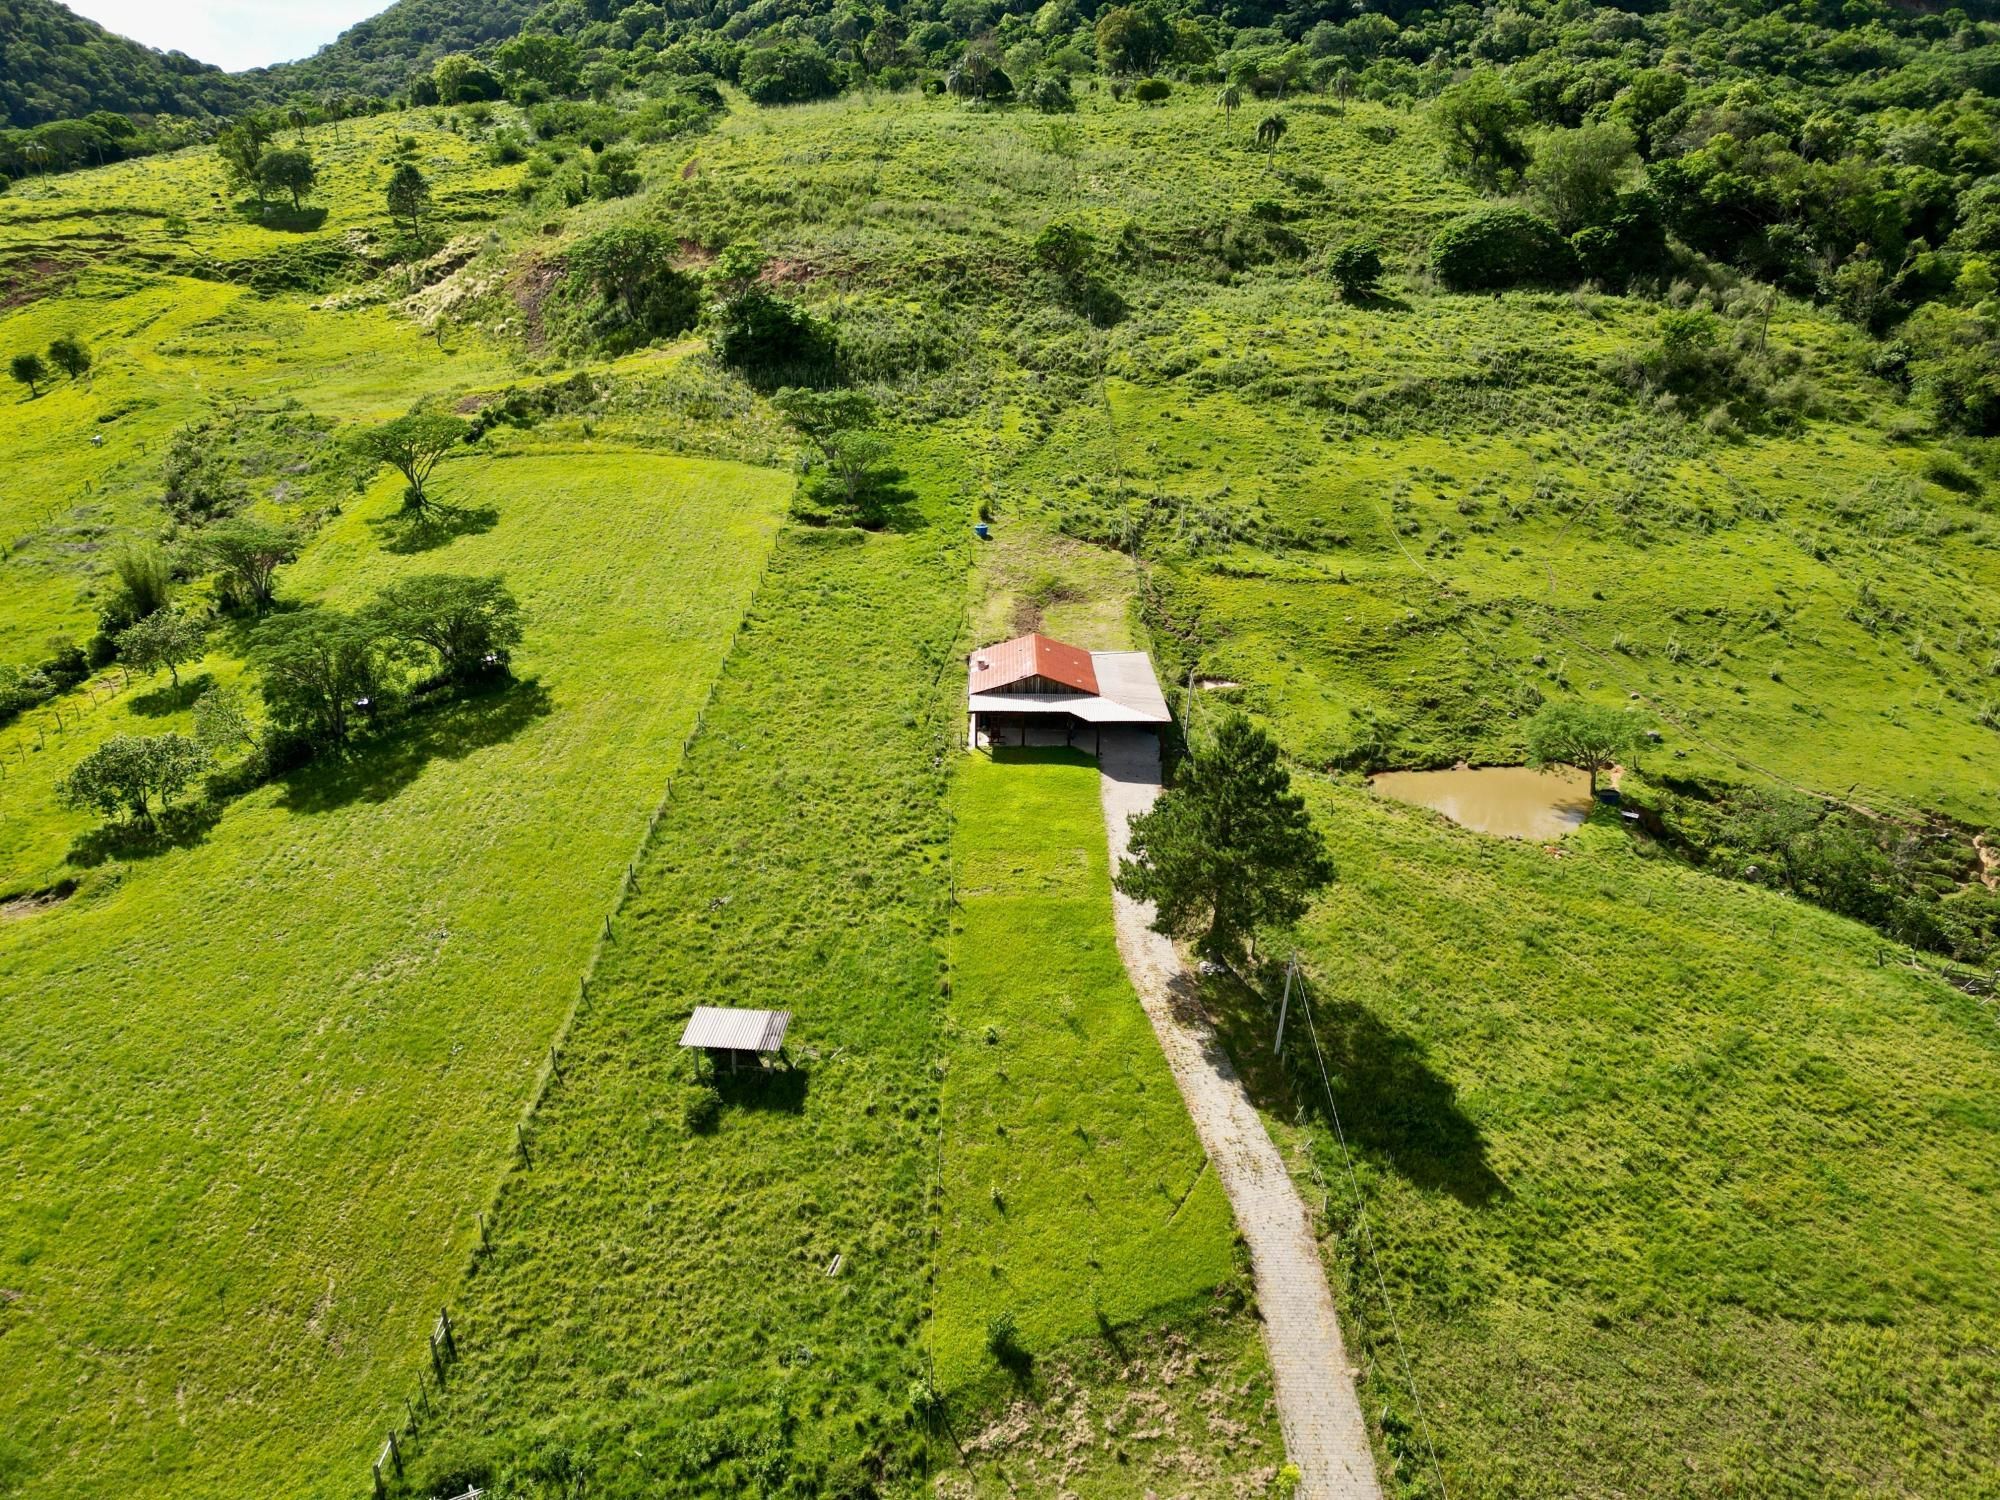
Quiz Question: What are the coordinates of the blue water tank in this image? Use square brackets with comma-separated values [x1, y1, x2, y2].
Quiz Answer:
[974, 522, 991, 539]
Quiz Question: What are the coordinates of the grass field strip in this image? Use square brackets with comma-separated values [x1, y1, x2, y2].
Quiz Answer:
[354, 537, 782, 1496]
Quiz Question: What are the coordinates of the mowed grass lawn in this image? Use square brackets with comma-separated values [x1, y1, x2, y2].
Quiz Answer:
[0, 450, 787, 1500]
[940, 750, 1243, 1388]
[1206, 787, 2000, 1497]
[938, 749, 1280, 1496]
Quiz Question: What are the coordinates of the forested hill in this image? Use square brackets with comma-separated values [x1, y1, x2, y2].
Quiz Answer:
[253, 0, 541, 100]
[0, 0, 538, 127]
[0, 0, 254, 125]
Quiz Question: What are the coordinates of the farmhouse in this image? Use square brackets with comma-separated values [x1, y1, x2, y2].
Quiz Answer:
[967, 632, 1172, 752]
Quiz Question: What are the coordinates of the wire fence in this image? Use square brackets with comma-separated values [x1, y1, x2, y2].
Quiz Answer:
[1285, 956, 1451, 1500]
[357, 543, 779, 1496]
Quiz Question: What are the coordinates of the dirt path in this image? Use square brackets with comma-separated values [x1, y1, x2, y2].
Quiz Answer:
[1096, 730, 1382, 1500]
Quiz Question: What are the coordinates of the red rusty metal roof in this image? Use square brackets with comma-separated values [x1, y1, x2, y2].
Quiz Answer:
[968, 633, 1100, 695]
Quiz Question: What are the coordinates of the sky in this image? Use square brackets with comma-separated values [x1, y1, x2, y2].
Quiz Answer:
[63, 0, 388, 71]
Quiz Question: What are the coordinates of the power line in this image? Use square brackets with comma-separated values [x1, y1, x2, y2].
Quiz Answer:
[1292, 959, 1451, 1500]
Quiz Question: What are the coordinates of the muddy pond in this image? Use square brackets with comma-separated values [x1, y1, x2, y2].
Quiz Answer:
[1369, 765, 1595, 840]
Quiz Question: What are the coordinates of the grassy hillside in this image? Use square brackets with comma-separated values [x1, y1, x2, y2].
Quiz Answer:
[1205, 786, 2000, 1496]
[3, 64, 1999, 1500]
[0, 449, 787, 1498]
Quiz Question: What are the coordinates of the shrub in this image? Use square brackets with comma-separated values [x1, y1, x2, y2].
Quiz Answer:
[1026, 74, 1075, 113]
[1568, 190, 1670, 290]
[553, 225, 700, 354]
[1430, 207, 1578, 292]
[708, 289, 837, 387]
[1328, 240, 1384, 299]
[161, 421, 247, 524]
[682, 1086, 721, 1133]
[1134, 78, 1171, 103]
[1923, 449, 1982, 493]
[741, 41, 842, 105]
[985, 1310, 1020, 1360]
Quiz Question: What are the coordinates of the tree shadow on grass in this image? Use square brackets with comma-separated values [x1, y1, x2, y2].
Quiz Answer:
[278, 675, 554, 815]
[1302, 997, 1507, 1208]
[1344, 289, 1414, 314]
[368, 502, 500, 556]
[68, 799, 223, 868]
[232, 201, 328, 232]
[1205, 970, 1505, 1208]
[711, 1062, 810, 1115]
[126, 672, 214, 717]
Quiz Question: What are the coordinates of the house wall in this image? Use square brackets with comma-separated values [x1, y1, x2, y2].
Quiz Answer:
[988, 675, 1087, 697]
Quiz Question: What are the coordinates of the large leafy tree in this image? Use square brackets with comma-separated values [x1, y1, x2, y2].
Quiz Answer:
[192, 517, 301, 611]
[254, 610, 387, 752]
[349, 411, 471, 513]
[47, 334, 91, 380]
[370, 574, 525, 679]
[256, 146, 318, 211]
[10, 351, 46, 396]
[57, 733, 209, 823]
[1433, 71, 1530, 189]
[772, 388, 890, 521]
[496, 32, 581, 92]
[215, 113, 274, 200]
[116, 609, 204, 688]
[555, 224, 700, 353]
[1526, 121, 1637, 234]
[740, 41, 842, 105]
[1094, 4, 1174, 76]
[1524, 700, 1641, 796]
[386, 162, 431, 236]
[1115, 713, 1336, 965]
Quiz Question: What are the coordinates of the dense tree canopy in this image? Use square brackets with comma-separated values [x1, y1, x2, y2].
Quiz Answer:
[1524, 700, 1643, 796]
[0, 0, 252, 126]
[56, 732, 208, 823]
[1114, 713, 1335, 965]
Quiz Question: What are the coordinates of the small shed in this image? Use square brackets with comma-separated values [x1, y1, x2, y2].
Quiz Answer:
[679, 1005, 792, 1074]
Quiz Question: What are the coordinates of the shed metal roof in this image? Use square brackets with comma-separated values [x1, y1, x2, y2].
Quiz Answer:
[968, 633, 1100, 696]
[679, 1006, 791, 1052]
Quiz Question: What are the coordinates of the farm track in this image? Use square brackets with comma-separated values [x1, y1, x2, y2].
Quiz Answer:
[1095, 729, 1382, 1500]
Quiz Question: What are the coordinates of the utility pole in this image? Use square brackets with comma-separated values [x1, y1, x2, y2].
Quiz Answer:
[1274, 952, 1299, 1055]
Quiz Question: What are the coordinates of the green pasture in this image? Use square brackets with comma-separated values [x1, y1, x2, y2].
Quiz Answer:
[938, 749, 1245, 1396]
[0, 268, 516, 665]
[7, 74, 2000, 1500]
[1201, 785, 2000, 1496]
[0, 109, 518, 266]
[0, 450, 787, 1499]
[401, 437, 971, 1497]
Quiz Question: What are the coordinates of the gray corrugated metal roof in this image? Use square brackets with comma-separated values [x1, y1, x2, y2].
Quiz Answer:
[679, 1006, 791, 1051]
[1089, 651, 1172, 722]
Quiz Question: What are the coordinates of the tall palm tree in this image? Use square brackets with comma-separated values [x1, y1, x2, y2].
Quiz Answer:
[1217, 83, 1241, 119]
[1256, 112, 1288, 152]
